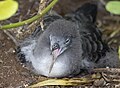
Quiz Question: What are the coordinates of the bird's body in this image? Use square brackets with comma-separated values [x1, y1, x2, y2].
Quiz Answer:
[17, 3, 120, 78]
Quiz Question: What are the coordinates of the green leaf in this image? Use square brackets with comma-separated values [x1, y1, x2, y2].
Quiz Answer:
[0, 0, 18, 20]
[106, 1, 120, 15]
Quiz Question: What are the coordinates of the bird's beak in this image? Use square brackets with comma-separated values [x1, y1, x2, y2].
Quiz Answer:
[51, 42, 61, 58]
[52, 48, 60, 58]
[49, 43, 61, 75]
[49, 49, 59, 75]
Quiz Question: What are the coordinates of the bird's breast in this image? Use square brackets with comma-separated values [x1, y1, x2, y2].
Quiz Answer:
[32, 52, 71, 77]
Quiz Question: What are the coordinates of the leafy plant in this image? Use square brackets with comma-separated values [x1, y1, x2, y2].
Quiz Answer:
[0, 0, 58, 30]
[106, 1, 120, 15]
[0, 0, 18, 20]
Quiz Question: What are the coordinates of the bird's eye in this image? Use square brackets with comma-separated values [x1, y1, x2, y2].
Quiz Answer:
[65, 38, 71, 45]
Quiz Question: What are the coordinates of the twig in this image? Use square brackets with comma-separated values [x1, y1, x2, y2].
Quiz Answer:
[100, 0, 106, 5]
[101, 72, 120, 83]
[38, 0, 52, 31]
[3, 30, 18, 46]
[94, 68, 120, 74]
[0, 0, 58, 30]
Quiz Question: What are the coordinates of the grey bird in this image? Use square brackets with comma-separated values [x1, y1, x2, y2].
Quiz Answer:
[17, 3, 120, 78]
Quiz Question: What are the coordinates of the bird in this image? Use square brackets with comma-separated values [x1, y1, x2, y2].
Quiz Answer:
[17, 3, 120, 78]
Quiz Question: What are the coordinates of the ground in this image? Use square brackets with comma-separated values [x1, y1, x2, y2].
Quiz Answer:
[0, 0, 120, 88]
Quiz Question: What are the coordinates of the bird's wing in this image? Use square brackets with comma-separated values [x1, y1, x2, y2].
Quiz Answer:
[65, 3, 110, 62]
[77, 3, 109, 62]
[79, 23, 109, 63]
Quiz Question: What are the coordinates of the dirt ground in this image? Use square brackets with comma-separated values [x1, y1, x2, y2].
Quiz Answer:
[0, 0, 120, 88]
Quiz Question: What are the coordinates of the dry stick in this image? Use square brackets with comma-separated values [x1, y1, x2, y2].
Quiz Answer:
[38, 0, 51, 31]
[27, 0, 52, 31]
[100, 0, 106, 5]
[94, 68, 120, 74]
[94, 68, 120, 84]
[3, 30, 18, 46]
[101, 72, 120, 84]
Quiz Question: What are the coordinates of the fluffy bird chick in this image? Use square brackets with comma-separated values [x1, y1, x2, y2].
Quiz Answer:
[17, 3, 120, 78]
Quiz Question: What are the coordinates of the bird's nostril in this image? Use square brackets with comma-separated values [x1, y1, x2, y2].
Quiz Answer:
[52, 43, 60, 51]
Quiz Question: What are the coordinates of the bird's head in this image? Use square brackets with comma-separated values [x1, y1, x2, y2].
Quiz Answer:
[45, 19, 80, 74]
[46, 19, 79, 58]
[49, 34, 72, 58]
